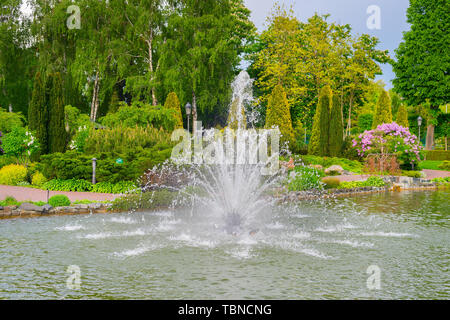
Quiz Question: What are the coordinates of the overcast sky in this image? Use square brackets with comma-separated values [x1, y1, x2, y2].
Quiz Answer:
[243, 0, 411, 88]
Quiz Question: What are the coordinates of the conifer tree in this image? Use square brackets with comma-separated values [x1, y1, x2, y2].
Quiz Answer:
[48, 73, 66, 153]
[396, 104, 409, 128]
[227, 98, 247, 130]
[372, 89, 392, 128]
[308, 85, 331, 156]
[329, 93, 344, 157]
[265, 84, 294, 146]
[29, 72, 49, 154]
[164, 92, 183, 130]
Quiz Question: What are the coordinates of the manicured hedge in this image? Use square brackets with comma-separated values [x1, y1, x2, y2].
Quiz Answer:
[425, 150, 450, 161]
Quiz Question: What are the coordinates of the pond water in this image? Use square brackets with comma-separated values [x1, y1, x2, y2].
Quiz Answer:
[0, 190, 448, 299]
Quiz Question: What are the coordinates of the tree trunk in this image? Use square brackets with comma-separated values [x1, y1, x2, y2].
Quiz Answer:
[147, 31, 158, 106]
[425, 124, 435, 150]
[192, 91, 197, 136]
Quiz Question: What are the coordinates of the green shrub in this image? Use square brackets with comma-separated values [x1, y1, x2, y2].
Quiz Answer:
[99, 101, 178, 131]
[48, 195, 71, 207]
[401, 170, 423, 178]
[288, 166, 325, 191]
[0, 164, 27, 185]
[425, 150, 450, 161]
[357, 113, 373, 133]
[31, 171, 47, 186]
[38, 145, 173, 184]
[431, 177, 450, 186]
[321, 177, 340, 189]
[0, 155, 15, 169]
[309, 85, 331, 156]
[338, 176, 385, 189]
[0, 108, 25, 133]
[438, 161, 450, 171]
[111, 190, 176, 211]
[164, 92, 183, 129]
[43, 179, 93, 192]
[0, 196, 20, 206]
[294, 155, 363, 173]
[92, 181, 139, 194]
[84, 125, 173, 155]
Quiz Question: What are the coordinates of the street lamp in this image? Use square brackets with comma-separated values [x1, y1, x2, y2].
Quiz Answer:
[185, 102, 192, 133]
[417, 116, 423, 144]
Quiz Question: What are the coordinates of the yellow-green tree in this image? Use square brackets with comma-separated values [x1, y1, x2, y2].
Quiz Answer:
[396, 104, 409, 128]
[372, 89, 392, 128]
[265, 84, 294, 146]
[164, 92, 183, 129]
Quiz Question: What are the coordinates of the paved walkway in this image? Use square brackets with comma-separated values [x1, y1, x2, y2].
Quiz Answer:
[0, 185, 119, 202]
[328, 169, 450, 182]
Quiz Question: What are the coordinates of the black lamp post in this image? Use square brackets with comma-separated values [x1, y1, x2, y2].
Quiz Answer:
[417, 116, 423, 144]
[185, 102, 192, 133]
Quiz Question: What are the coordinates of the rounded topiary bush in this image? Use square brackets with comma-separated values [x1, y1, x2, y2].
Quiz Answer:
[321, 177, 341, 189]
[48, 195, 71, 207]
[31, 171, 47, 186]
[0, 164, 27, 185]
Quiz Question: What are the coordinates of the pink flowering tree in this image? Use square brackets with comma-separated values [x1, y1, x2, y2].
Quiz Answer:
[352, 122, 424, 168]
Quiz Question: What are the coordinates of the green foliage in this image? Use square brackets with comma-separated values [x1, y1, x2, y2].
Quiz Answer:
[372, 90, 392, 128]
[357, 113, 373, 133]
[438, 161, 450, 171]
[338, 176, 385, 189]
[0, 196, 20, 207]
[396, 104, 409, 128]
[31, 171, 47, 186]
[308, 86, 331, 156]
[329, 94, 343, 157]
[84, 126, 173, 155]
[92, 181, 139, 194]
[164, 92, 183, 129]
[2, 127, 40, 166]
[111, 190, 177, 211]
[265, 84, 294, 146]
[0, 164, 27, 185]
[288, 166, 325, 191]
[38, 144, 173, 184]
[425, 150, 450, 161]
[0, 155, 15, 169]
[392, 0, 449, 108]
[0, 108, 25, 133]
[401, 170, 423, 178]
[292, 120, 307, 154]
[321, 177, 341, 189]
[295, 155, 363, 173]
[48, 72, 67, 153]
[64, 105, 91, 140]
[43, 179, 93, 192]
[29, 72, 49, 154]
[43, 179, 138, 194]
[431, 177, 450, 186]
[99, 102, 178, 131]
[48, 195, 71, 207]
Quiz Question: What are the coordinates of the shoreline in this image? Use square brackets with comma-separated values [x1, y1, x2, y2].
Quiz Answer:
[0, 185, 447, 221]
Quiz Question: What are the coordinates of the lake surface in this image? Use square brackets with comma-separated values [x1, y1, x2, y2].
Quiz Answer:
[0, 190, 449, 299]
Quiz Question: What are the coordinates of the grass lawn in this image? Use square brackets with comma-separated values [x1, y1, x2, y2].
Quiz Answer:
[418, 160, 444, 171]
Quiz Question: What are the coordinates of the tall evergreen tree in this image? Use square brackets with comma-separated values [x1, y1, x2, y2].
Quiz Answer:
[392, 0, 449, 149]
[372, 89, 392, 128]
[396, 104, 409, 128]
[329, 93, 343, 156]
[164, 92, 183, 129]
[48, 73, 66, 153]
[265, 84, 294, 146]
[308, 85, 331, 156]
[29, 71, 49, 154]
